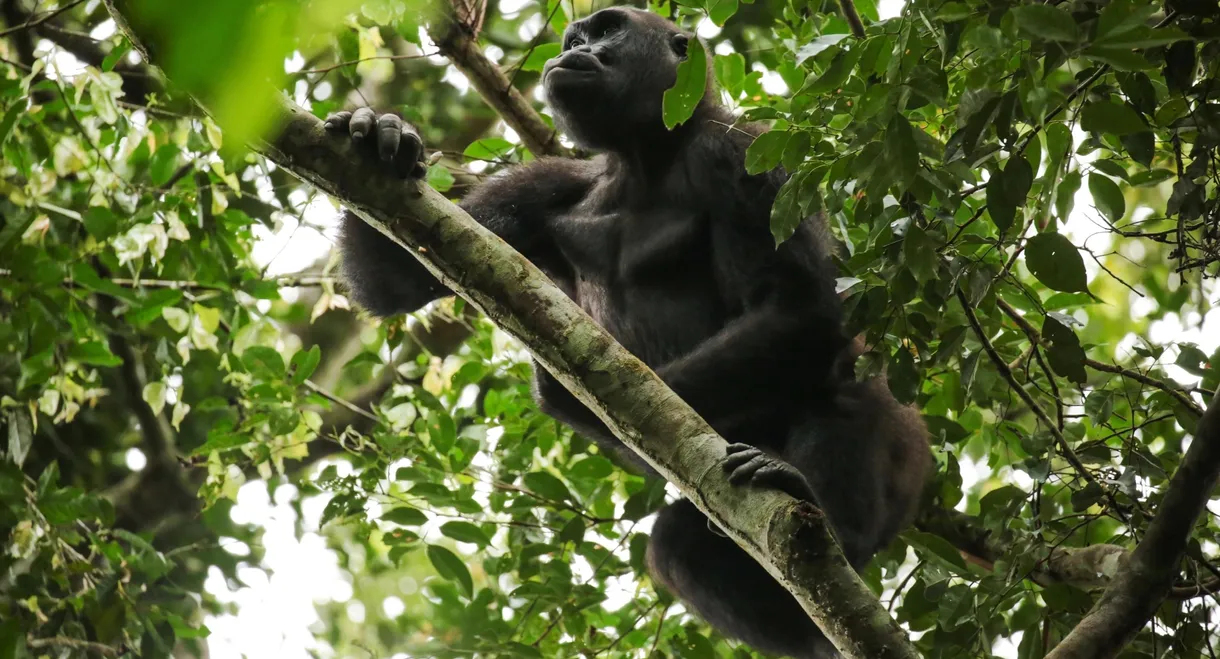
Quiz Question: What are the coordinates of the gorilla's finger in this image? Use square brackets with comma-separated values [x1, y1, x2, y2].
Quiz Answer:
[350, 107, 376, 141]
[726, 455, 770, 484]
[324, 111, 352, 132]
[399, 129, 424, 163]
[395, 131, 428, 179]
[724, 443, 755, 456]
[376, 115, 402, 161]
[753, 464, 817, 502]
[723, 448, 763, 471]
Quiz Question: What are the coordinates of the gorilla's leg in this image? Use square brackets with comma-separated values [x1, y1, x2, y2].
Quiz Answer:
[646, 500, 841, 659]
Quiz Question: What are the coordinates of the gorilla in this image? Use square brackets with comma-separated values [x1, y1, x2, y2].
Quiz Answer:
[327, 7, 931, 658]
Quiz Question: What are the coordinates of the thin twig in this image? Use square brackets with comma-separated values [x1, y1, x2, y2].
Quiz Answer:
[304, 380, 380, 423]
[995, 298, 1205, 417]
[0, 0, 86, 38]
[26, 636, 122, 657]
[300, 52, 439, 75]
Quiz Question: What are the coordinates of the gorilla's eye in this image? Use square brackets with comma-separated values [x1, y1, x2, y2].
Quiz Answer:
[566, 36, 586, 49]
[598, 24, 619, 38]
[670, 33, 689, 57]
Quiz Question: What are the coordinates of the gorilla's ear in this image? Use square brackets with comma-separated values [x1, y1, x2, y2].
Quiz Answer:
[670, 33, 689, 57]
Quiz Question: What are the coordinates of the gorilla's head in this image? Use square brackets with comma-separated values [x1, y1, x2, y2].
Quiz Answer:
[542, 8, 712, 151]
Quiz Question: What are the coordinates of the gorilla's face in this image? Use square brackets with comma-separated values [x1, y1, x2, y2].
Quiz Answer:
[542, 7, 691, 150]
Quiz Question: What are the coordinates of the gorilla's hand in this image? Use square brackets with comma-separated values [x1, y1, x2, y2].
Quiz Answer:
[722, 444, 817, 503]
[324, 108, 428, 179]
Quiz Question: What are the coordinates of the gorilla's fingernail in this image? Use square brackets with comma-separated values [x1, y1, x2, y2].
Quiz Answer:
[352, 130, 365, 140]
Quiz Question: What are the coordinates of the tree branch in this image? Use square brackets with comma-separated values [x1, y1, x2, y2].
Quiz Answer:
[1046, 388, 1220, 659]
[104, 4, 919, 655]
[430, 24, 568, 157]
[957, 290, 1103, 494]
[837, 0, 866, 38]
[26, 635, 122, 657]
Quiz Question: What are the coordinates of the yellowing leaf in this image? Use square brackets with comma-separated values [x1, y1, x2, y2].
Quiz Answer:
[143, 382, 168, 417]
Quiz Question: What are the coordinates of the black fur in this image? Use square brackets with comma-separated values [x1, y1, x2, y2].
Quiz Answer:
[330, 8, 931, 658]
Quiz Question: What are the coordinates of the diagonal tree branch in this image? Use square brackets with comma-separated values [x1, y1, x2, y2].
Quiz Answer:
[1046, 388, 1220, 659]
[104, 4, 919, 656]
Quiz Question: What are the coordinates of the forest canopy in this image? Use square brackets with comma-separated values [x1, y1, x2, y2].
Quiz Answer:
[1, 0, 1219, 657]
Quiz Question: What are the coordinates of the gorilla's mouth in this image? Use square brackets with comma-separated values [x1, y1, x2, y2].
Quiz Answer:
[547, 51, 602, 77]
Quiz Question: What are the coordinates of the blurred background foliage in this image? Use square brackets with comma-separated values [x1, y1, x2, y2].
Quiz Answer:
[0, 0, 1218, 657]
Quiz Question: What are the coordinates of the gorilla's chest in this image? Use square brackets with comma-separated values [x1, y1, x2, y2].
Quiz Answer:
[551, 206, 726, 364]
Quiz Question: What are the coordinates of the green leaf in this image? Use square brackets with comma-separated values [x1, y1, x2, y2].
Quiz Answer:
[440, 521, 490, 547]
[427, 165, 455, 193]
[794, 34, 850, 65]
[1080, 101, 1147, 136]
[382, 506, 428, 526]
[905, 531, 972, 576]
[769, 168, 806, 245]
[1096, 26, 1189, 49]
[557, 516, 586, 545]
[518, 42, 561, 72]
[1012, 5, 1080, 42]
[143, 381, 168, 416]
[1070, 482, 1105, 512]
[71, 262, 137, 301]
[745, 130, 790, 174]
[903, 226, 938, 282]
[1088, 173, 1125, 222]
[987, 157, 1033, 232]
[102, 39, 133, 72]
[703, 0, 739, 26]
[69, 341, 123, 367]
[1055, 170, 1081, 221]
[569, 455, 614, 480]
[289, 345, 321, 385]
[935, 1, 972, 21]
[149, 144, 182, 186]
[713, 53, 746, 96]
[0, 104, 21, 148]
[944, 96, 999, 163]
[1085, 390, 1115, 425]
[463, 138, 515, 161]
[523, 471, 572, 502]
[427, 545, 474, 597]
[1025, 233, 1088, 293]
[1082, 46, 1153, 71]
[1128, 169, 1172, 188]
[83, 206, 121, 240]
[662, 39, 707, 129]
[0, 618, 26, 659]
[781, 131, 811, 171]
[883, 113, 919, 191]
[6, 408, 32, 468]
[242, 346, 285, 378]
[1043, 316, 1087, 384]
[1095, 0, 1158, 42]
[799, 47, 859, 96]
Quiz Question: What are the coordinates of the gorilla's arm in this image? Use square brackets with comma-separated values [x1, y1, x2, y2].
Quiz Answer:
[332, 109, 591, 318]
